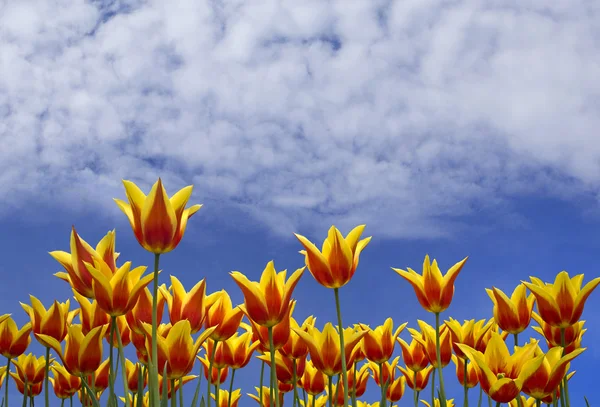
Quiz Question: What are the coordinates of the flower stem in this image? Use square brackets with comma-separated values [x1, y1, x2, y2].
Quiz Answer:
[292, 359, 299, 407]
[228, 369, 236, 407]
[115, 317, 132, 407]
[44, 346, 50, 407]
[22, 378, 28, 407]
[413, 371, 418, 407]
[333, 288, 349, 407]
[431, 365, 436, 407]
[328, 376, 333, 407]
[559, 328, 570, 407]
[477, 384, 482, 407]
[170, 380, 176, 407]
[536, 400, 541, 407]
[5, 357, 10, 407]
[268, 327, 280, 407]
[216, 368, 221, 407]
[206, 341, 217, 407]
[463, 360, 469, 407]
[150, 253, 161, 407]
[379, 362, 387, 407]
[259, 361, 264, 406]
[434, 312, 447, 407]
[109, 317, 116, 403]
[351, 365, 357, 407]
[513, 334, 518, 347]
[179, 377, 184, 407]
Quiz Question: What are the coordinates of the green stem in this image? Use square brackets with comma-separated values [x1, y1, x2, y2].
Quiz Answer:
[434, 313, 447, 407]
[477, 386, 482, 407]
[206, 342, 217, 407]
[150, 253, 161, 407]
[536, 400, 541, 407]
[5, 357, 10, 407]
[312, 392, 316, 407]
[431, 365, 436, 407]
[463, 360, 469, 407]
[268, 327, 280, 407]
[216, 368, 221, 407]
[170, 380, 176, 407]
[259, 361, 265, 407]
[115, 317, 132, 407]
[488, 394, 492, 407]
[495, 403, 500, 407]
[513, 334, 518, 347]
[109, 317, 116, 403]
[69, 395, 72, 407]
[91, 373, 95, 403]
[227, 369, 236, 407]
[179, 377, 184, 407]
[413, 370, 418, 407]
[333, 288, 349, 407]
[61, 398, 65, 407]
[44, 347, 50, 407]
[292, 360, 299, 407]
[379, 362, 387, 407]
[351, 365, 357, 407]
[328, 376, 333, 407]
[22, 378, 28, 407]
[559, 328, 570, 407]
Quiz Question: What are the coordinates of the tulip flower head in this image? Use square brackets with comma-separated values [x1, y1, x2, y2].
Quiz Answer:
[398, 365, 434, 391]
[280, 315, 316, 359]
[21, 296, 79, 348]
[0, 316, 31, 359]
[392, 254, 468, 313]
[486, 284, 535, 334]
[74, 292, 110, 334]
[162, 275, 207, 333]
[300, 359, 327, 395]
[300, 394, 328, 407]
[211, 388, 242, 407]
[531, 313, 586, 354]
[10, 372, 44, 396]
[12, 353, 49, 385]
[386, 375, 406, 403]
[248, 386, 284, 407]
[411, 321, 452, 368]
[204, 290, 245, 341]
[221, 331, 261, 369]
[245, 302, 295, 351]
[258, 351, 306, 384]
[125, 358, 147, 393]
[451, 355, 478, 388]
[397, 336, 429, 372]
[523, 271, 600, 328]
[295, 224, 371, 289]
[445, 318, 493, 359]
[421, 399, 455, 407]
[230, 260, 304, 327]
[359, 318, 406, 363]
[125, 285, 167, 334]
[114, 178, 202, 254]
[50, 364, 81, 399]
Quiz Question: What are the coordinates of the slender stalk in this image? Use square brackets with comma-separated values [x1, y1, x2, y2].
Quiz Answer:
[559, 328, 571, 407]
[513, 334, 518, 347]
[115, 318, 132, 407]
[434, 313, 447, 407]
[179, 377, 184, 407]
[351, 365, 357, 407]
[333, 288, 349, 407]
[536, 400, 541, 407]
[5, 357, 10, 407]
[150, 253, 161, 407]
[488, 394, 492, 407]
[61, 398, 65, 407]
[44, 347, 50, 407]
[215, 368, 221, 407]
[312, 392, 316, 407]
[91, 373, 96, 403]
[379, 362, 387, 407]
[69, 395, 72, 407]
[477, 386, 482, 407]
[109, 317, 116, 403]
[495, 403, 500, 407]
[259, 361, 265, 407]
[227, 369, 236, 407]
[463, 360, 469, 407]
[413, 371, 418, 407]
[170, 380, 176, 407]
[191, 358, 203, 407]
[268, 327, 280, 407]
[292, 360, 300, 407]
[431, 366, 436, 407]
[328, 376, 333, 407]
[22, 379, 28, 407]
[206, 342, 218, 407]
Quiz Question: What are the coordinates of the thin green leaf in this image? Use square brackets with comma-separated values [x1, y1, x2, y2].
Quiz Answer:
[199, 396, 206, 407]
[585, 396, 591, 407]
[80, 378, 101, 407]
[136, 366, 144, 407]
[160, 363, 169, 407]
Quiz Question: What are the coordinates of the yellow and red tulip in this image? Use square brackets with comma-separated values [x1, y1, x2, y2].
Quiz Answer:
[421, 399, 455, 407]
[211, 388, 242, 407]
[295, 225, 371, 288]
[74, 292, 110, 334]
[258, 351, 306, 384]
[248, 386, 284, 407]
[12, 353, 49, 385]
[21, 296, 79, 347]
[49, 364, 81, 399]
[300, 394, 328, 407]
[157, 374, 196, 399]
[392, 255, 468, 313]
[486, 284, 535, 334]
[523, 271, 600, 328]
[10, 372, 43, 396]
[385, 375, 406, 403]
[125, 285, 167, 334]
[197, 354, 229, 385]
[125, 359, 147, 393]
[451, 355, 478, 388]
[445, 318, 493, 359]
[367, 356, 401, 388]
[114, 178, 202, 254]
[221, 331, 261, 369]
[204, 290, 245, 341]
[300, 359, 327, 395]
[398, 365, 434, 391]
[105, 315, 131, 347]
[411, 321, 452, 368]
[245, 301, 295, 352]
[230, 260, 304, 327]
[0, 316, 31, 359]
[531, 312, 585, 352]
[162, 276, 207, 333]
[397, 336, 429, 373]
[359, 318, 406, 364]
[348, 364, 369, 398]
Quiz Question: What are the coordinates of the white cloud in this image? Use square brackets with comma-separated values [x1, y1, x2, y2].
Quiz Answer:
[1, 0, 599, 238]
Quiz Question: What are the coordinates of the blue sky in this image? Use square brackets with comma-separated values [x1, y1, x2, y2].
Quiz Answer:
[1, 0, 600, 406]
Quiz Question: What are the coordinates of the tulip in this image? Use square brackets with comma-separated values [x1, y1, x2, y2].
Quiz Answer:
[521, 344, 585, 401]
[10, 372, 44, 396]
[73, 292, 110, 334]
[451, 355, 478, 388]
[50, 227, 118, 298]
[125, 285, 167, 334]
[397, 337, 429, 373]
[411, 321, 452, 369]
[367, 356, 401, 407]
[0, 315, 31, 407]
[348, 363, 369, 398]
[157, 374, 196, 399]
[486, 284, 535, 336]
[300, 359, 327, 395]
[222, 331, 260, 369]
[477, 321, 509, 352]
[421, 399, 456, 407]
[124, 359, 147, 393]
[385, 375, 406, 403]
[398, 365, 434, 392]
[531, 313, 586, 355]
[245, 303, 295, 352]
[360, 318, 407, 364]
[211, 388, 242, 407]
[248, 385, 284, 407]
[105, 315, 131, 347]
[258, 352, 306, 384]
[508, 396, 536, 407]
[457, 333, 544, 403]
[162, 276, 207, 333]
[49, 364, 81, 399]
[299, 394, 328, 407]
[205, 291, 245, 342]
[445, 318, 493, 359]
[12, 353, 48, 386]
[523, 271, 600, 328]
[197, 354, 229, 385]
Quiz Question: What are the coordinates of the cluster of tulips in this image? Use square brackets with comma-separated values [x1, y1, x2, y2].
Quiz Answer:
[0, 178, 597, 407]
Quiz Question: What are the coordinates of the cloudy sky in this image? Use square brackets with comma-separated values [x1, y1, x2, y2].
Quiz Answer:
[1, 0, 599, 405]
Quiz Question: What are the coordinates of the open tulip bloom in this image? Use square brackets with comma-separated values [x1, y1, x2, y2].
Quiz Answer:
[2, 177, 597, 407]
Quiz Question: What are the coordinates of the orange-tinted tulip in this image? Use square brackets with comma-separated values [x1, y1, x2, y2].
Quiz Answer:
[348, 364, 369, 397]
[531, 313, 585, 350]
[421, 399, 456, 407]
[521, 344, 585, 400]
[204, 290, 244, 341]
[486, 284, 535, 334]
[451, 355, 478, 388]
[157, 374, 196, 399]
[12, 353, 48, 385]
[50, 364, 81, 399]
[86, 358, 110, 393]
[125, 359, 147, 393]
[21, 296, 79, 347]
[398, 365, 434, 391]
[509, 396, 536, 407]
[245, 302, 295, 351]
[523, 271, 600, 328]
[248, 386, 284, 407]
[393, 255, 468, 313]
[457, 333, 544, 403]
[202, 339, 227, 369]
[84, 259, 154, 316]
[39, 324, 108, 376]
[50, 228, 118, 298]
[397, 337, 429, 372]
[411, 321, 452, 368]
[74, 292, 110, 334]
[10, 372, 43, 396]
[300, 359, 327, 395]
[211, 389, 242, 407]
[126, 285, 167, 334]
[367, 356, 400, 388]
[386, 375, 406, 403]
[142, 320, 215, 379]
[477, 321, 509, 352]
[0, 316, 31, 359]
[293, 323, 367, 377]
[445, 318, 493, 359]
[258, 351, 306, 384]
[295, 225, 371, 288]
[360, 318, 406, 363]
[300, 394, 328, 407]
[106, 315, 131, 347]
[231, 261, 304, 327]
[114, 178, 202, 254]
[162, 276, 206, 333]
[197, 354, 229, 385]
[222, 331, 260, 369]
